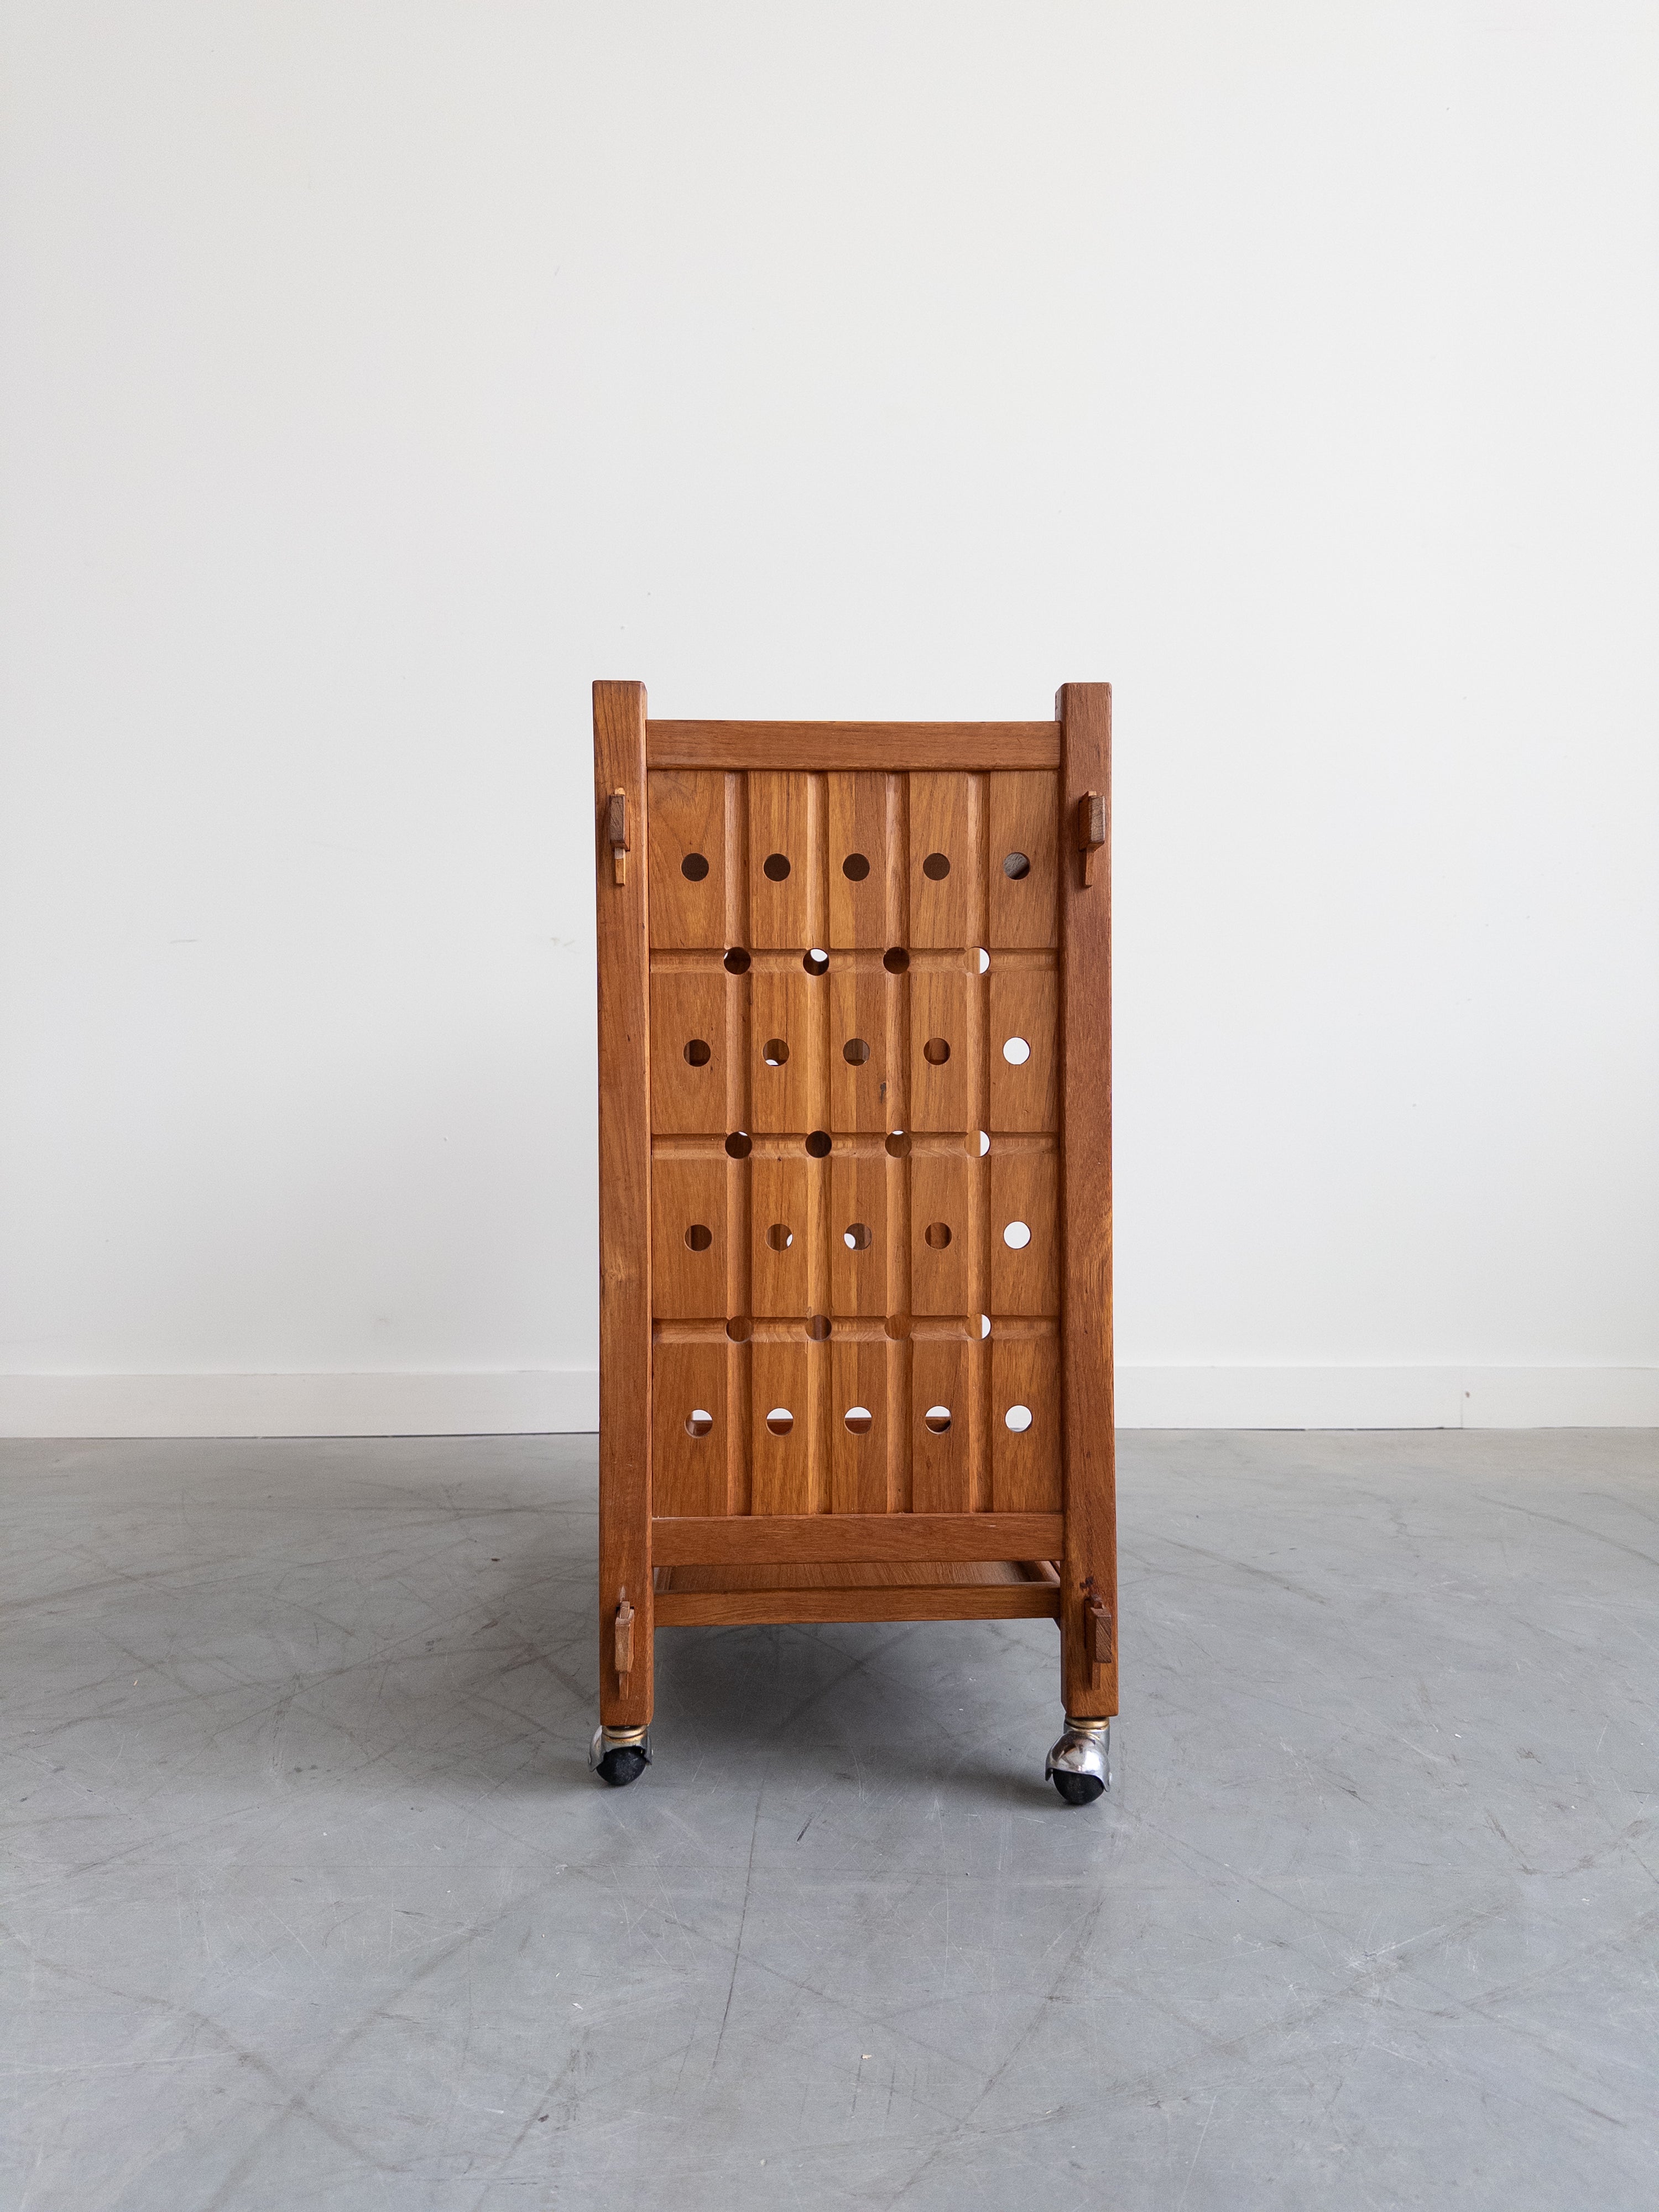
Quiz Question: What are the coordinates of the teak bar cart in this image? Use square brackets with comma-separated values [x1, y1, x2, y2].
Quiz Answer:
[591, 683, 1117, 1804]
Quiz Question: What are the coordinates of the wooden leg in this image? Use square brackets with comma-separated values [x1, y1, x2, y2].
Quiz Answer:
[594, 680, 655, 1745]
[599, 1577, 653, 1731]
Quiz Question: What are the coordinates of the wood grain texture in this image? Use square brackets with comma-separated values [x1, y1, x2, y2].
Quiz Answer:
[649, 971, 727, 1135]
[828, 1337, 890, 1514]
[747, 773, 821, 948]
[988, 773, 1060, 950]
[750, 1155, 814, 1317]
[650, 1156, 728, 1320]
[648, 722, 1059, 771]
[1057, 682, 1118, 1717]
[651, 1509, 1063, 1565]
[909, 964, 970, 1131]
[826, 773, 903, 948]
[613, 690, 1110, 1726]
[828, 1150, 889, 1318]
[654, 1564, 1062, 1626]
[828, 966, 901, 1131]
[651, 1340, 727, 1517]
[988, 965, 1058, 1133]
[750, 969, 817, 1131]
[647, 770, 726, 948]
[989, 1148, 1060, 1317]
[911, 1334, 971, 1513]
[750, 1339, 817, 1514]
[990, 1335, 1062, 1513]
[594, 681, 653, 1725]
[910, 1152, 971, 1316]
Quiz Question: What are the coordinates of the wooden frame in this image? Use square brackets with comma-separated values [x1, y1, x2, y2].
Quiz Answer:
[593, 682, 1115, 1747]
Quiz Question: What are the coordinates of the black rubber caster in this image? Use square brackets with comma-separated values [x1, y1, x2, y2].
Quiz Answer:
[595, 1745, 649, 1787]
[589, 1724, 651, 1787]
[1050, 1768, 1107, 1806]
[1045, 1717, 1109, 1805]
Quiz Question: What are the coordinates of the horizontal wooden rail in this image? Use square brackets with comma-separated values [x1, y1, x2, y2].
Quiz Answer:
[654, 1581, 1063, 1627]
[653, 1511, 1064, 1566]
[645, 721, 1060, 772]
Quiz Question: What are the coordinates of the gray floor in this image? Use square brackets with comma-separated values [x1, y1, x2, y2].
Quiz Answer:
[1, 1433, 1655, 2212]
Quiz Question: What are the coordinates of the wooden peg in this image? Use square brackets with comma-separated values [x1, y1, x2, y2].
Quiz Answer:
[1086, 1593, 1114, 1668]
[1077, 791, 1107, 887]
[614, 1588, 635, 1684]
[606, 789, 629, 885]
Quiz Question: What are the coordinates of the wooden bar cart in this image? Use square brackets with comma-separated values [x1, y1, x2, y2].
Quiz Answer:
[591, 683, 1117, 1803]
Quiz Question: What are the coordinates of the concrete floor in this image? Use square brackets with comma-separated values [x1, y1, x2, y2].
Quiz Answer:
[1, 1433, 1655, 2211]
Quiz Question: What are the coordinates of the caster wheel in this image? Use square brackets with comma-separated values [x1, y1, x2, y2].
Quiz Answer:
[1051, 1768, 1106, 1807]
[594, 1745, 649, 1788]
[1045, 1717, 1109, 1807]
[589, 1723, 651, 1787]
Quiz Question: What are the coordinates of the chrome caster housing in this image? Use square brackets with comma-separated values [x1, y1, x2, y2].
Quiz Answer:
[1046, 1716, 1110, 1806]
[589, 1723, 651, 1788]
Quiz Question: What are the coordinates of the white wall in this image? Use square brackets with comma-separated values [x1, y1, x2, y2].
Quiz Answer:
[2, 1, 1656, 1436]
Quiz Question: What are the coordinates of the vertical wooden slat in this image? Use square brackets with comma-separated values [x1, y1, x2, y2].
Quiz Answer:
[653, 1342, 727, 1516]
[830, 1337, 889, 1512]
[969, 794, 992, 1509]
[909, 774, 975, 947]
[594, 680, 653, 1728]
[748, 773, 816, 946]
[648, 770, 726, 947]
[987, 771, 1060, 950]
[650, 1155, 729, 1318]
[912, 1337, 971, 1511]
[1057, 682, 1117, 1720]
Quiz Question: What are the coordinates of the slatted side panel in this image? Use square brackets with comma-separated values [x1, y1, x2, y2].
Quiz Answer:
[646, 768, 1061, 1520]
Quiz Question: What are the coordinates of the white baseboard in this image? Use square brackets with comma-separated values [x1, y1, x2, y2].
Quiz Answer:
[0, 1370, 599, 1439]
[0, 1365, 1654, 1439]
[1114, 1366, 1659, 1430]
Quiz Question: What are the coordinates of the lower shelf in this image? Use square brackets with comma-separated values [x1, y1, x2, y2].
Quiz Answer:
[651, 1558, 1062, 1626]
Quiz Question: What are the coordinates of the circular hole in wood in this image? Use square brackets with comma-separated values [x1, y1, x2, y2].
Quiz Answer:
[843, 1222, 871, 1251]
[922, 852, 951, 881]
[684, 1038, 711, 1066]
[723, 947, 751, 974]
[924, 1405, 952, 1435]
[884, 1313, 912, 1340]
[883, 947, 910, 974]
[975, 947, 990, 974]
[685, 1223, 713, 1251]
[765, 1407, 794, 1436]
[681, 852, 710, 881]
[977, 1130, 990, 1156]
[763, 1037, 789, 1066]
[1004, 1403, 1033, 1433]
[922, 1037, 950, 1066]
[842, 853, 870, 881]
[884, 1130, 911, 1159]
[844, 1406, 873, 1435]
[1003, 851, 1030, 880]
[765, 1223, 793, 1252]
[724, 1131, 752, 1159]
[685, 1408, 713, 1437]
[726, 1315, 752, 1342]
[924, 1221, 952, 1250]
[978, 1313, 992, 1338]
[763, 853, 791, 882]
[843, 1037, 870, 1066]
[1003, 1219, 1031, 1250]
[806, 1313, 831, 1342]
[804, 1130, 832, 1159]
[1002, 1036, 1031, 1065]
[802, 948, 830, 976]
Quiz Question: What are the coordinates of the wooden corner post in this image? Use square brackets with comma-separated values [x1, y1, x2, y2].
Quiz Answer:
[594, 680, 653, 1728]
[1057, 682, 1117, 1720]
